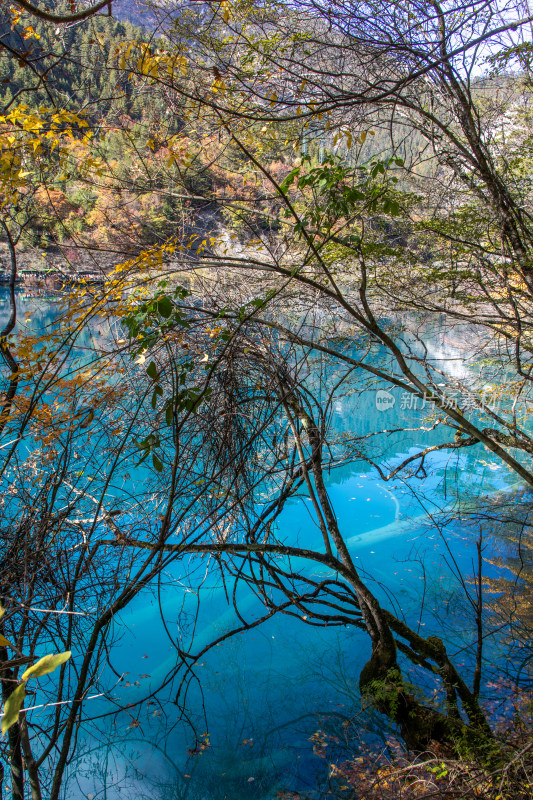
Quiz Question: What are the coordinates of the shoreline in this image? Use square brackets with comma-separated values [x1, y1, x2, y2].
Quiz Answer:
[0, 269, 104, 288]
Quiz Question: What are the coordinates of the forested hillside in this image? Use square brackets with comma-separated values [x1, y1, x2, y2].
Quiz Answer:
[0, 3, 147, 112]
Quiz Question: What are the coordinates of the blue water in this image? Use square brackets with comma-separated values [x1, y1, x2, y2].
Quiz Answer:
[1, 291, 527, 800]
[71, 416, 519, 798]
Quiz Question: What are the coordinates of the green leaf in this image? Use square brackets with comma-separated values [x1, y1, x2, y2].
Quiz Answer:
[165, 403, 173, 426]
[279, 167, 300, 193]
[156, 296, 173, 318]
[1, 683, 26, 735]
[346, 188, 365, 203]
[21, 651, 71, 682]
[151, 384, 163, 409]
[152, 453, 163, 472]
[146, 361, 158, 381]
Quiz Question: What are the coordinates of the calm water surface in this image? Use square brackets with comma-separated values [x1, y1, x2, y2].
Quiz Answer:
[1, 290, 526, 800]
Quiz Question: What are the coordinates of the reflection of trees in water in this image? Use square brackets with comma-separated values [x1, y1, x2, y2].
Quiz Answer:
[0, 288, 113, 351]
[71, 722, 298, 800]
[2, 288, 531, 798]
[478, 492, 533, 682]
[69, 633, 367, 800]
[0, 288, 59, 323]
[401, 490, 533, 696]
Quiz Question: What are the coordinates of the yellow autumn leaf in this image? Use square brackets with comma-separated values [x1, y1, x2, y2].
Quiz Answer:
[1, 684, 26, 736]
[21, 651, 71, 682]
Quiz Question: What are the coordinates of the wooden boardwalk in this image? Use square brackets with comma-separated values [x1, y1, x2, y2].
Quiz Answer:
[0, 270, 104, 286]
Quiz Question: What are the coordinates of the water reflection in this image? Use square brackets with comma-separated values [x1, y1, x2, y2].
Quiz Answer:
[2, 290, 529, 800]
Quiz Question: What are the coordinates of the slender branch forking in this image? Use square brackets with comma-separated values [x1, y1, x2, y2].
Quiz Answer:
[12, 0, 113, 24]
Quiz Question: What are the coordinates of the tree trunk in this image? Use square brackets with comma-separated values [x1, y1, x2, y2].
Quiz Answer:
[1, 645, 24, 800]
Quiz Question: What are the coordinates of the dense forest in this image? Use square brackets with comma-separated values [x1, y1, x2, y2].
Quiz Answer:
[1, 1, 533, 799]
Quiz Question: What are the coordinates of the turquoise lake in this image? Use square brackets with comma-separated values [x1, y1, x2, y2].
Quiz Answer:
[1, 289, 527, 800]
